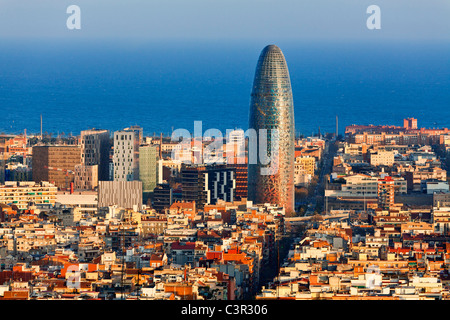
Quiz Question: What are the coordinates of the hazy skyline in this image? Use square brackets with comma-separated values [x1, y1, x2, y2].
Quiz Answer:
[0, 1, 449, 137]
[0, 0, 449, 42]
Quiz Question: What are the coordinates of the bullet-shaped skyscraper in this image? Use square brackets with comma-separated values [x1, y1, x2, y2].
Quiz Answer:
[248, 45, 295, 215]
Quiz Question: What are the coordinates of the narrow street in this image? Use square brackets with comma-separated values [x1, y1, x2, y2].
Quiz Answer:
[303, 138, 338, 217]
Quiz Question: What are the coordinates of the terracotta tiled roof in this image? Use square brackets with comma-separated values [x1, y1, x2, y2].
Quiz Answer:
[171, 242, 196, 251]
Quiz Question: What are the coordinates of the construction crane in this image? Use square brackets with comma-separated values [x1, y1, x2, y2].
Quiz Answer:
[44, 166, 75, 191]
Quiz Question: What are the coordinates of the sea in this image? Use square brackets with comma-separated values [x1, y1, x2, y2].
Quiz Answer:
[0, 38, 449, 138]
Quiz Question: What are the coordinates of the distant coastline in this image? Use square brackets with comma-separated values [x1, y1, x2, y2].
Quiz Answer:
[0, 39, 449, 136]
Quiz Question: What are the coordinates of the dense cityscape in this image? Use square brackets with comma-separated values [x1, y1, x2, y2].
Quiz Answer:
[1, 44, 450, 302]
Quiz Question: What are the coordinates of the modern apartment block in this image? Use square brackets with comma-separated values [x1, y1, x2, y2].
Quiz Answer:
[226, 129, 245, 161]
[152, 183, 173, 212]
[295, 156, 315, 177]
[227, 163, 247, 200]
[225, 130, 247, 201]
[139, 144, 159, 202]
[113, 129, 140, 181]
[80, 129, 110, 181]
[0, 181, 57, 209]
[294, 156, 315, 186]
[325, 174, 407, 199]
[434, 192, 450, 207]
[32, 145, 82, 190]
[74, 164, 98, 191]
[124, 125, 143, 144]
[404, 117, 418, 130]
[207, 165, 236, 205]
[370, 150, 395, 167]
[181, 164, 235, 208]
[378, 176, 396, 210]
[98, 180, 142, 209]
[405, 167, 447, 192]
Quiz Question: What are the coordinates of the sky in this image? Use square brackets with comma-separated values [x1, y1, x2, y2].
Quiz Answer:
[0, 0, 449, 42]
[0, 1, 448, 137]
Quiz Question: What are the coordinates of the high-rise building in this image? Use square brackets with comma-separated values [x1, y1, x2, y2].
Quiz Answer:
[227, 129, 246, 159]
[207, 165, 236, 205]
[32, 145, 82, 190]
[74, 164, 98, 190]
[139, 144, 159, 203]
[98, 180, 142, 209]
[227, 163, 247, 200]
[295, 156, 315, 177]
[248, 45, 295, 215]
[403, 118, 418, 130]
[80, 129, 110, 181]
[152, 183, 173, 212]
[226, 129, 247, 200]
[181, 164, 235, 209]
[113, 129, 140, 181]
[0, 160, 5, 184]
[377, 176, 395, 210]
[294, 156, 315, 186]
[181, 165, 208, 207]
[124, 126, 144, 144]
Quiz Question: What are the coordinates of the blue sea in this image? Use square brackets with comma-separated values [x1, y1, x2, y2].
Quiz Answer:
[0, 38, 449, 137]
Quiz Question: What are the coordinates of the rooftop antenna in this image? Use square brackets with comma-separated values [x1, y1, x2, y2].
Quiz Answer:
[40, 114, 43, 140]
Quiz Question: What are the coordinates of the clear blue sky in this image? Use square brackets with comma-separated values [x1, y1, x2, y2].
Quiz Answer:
[0, 0, 448, 42]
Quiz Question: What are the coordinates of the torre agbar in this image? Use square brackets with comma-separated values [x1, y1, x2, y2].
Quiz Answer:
[248, 44, 295, 215]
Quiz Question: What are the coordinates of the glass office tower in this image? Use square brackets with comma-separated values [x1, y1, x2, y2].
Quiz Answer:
[248, 45, 295, 215]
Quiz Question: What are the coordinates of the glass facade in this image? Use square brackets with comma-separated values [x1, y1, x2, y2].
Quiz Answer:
[139, 144, 159, 203]
[248, 45, 295, 215]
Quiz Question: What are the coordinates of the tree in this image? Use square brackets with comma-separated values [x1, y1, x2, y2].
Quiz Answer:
[295, 187, 308, 200]
[334, 178, 346, 184]
[296, 206, 306, 217]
